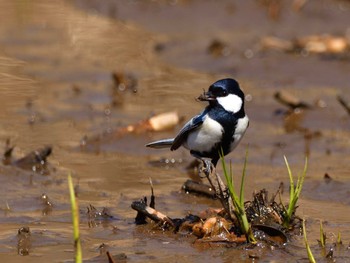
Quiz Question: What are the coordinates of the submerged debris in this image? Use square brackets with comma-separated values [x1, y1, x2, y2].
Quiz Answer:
[273, 91, 322, 157]
[111, 71, 138, 106]
[86, 204, 116, 227]
[87, 204, 114, 220]
[112, 71, 137, 93]
[2, 143, 53, 175]
[17, 227, 31, 256]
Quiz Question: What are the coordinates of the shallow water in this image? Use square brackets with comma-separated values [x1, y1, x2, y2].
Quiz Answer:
[0, 0, 349, 262]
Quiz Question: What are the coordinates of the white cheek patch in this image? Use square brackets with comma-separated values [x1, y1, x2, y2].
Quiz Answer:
[217, 94, 243, 113]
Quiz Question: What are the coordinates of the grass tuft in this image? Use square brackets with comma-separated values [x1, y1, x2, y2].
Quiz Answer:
[283, 156, 308, 227]
[68, 173, 82, 263]
[221, 149, 256, 244]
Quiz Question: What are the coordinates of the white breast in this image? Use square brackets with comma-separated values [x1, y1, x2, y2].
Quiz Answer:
[230, 115, 249, 151]
[184, 115, 223, 153]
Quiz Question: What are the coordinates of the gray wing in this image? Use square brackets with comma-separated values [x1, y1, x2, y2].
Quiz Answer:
[170, 110, 207, 151]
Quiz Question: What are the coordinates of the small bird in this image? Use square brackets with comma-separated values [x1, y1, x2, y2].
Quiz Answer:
[146, 78, 249, 168]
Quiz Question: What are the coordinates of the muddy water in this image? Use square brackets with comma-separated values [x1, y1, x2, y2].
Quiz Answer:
[0, 0, 349, 262]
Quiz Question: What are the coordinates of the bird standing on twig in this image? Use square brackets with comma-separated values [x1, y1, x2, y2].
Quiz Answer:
[146, 78, 249, 171]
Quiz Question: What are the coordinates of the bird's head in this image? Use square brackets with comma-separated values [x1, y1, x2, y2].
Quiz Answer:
[197, 78, 245, 114]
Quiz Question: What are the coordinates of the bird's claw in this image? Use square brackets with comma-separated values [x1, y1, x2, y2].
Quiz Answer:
[198, 159, 213, 178]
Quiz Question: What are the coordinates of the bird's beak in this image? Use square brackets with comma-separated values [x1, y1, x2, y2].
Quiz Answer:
[197, 90, 216, 101]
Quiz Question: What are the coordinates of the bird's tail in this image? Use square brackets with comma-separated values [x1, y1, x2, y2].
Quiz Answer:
[145, 138, 174, 149]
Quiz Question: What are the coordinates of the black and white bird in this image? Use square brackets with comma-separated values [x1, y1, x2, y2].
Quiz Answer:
[146, 78, 249, 168]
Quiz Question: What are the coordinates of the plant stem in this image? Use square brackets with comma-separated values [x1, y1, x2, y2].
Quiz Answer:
[68, 173, 82, 263]
[303, 219, 316, 263]
[319, 220, 325, 248]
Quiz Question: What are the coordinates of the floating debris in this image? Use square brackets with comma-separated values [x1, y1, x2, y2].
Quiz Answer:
[131, 199, 174, 227]
[80, 111, 180, 149]
[337, 94, 350, 116]
[283, 109, 306, 133]
[154, 42, 166, 53]
[86, 204, 116, 227]
[14, 146, 52, 175]
[2, 138, 14, 165]
[2, 144, 53, 175]
[324, 173, 333, 184]
[274, 90, 312, 110]
[111, 71, 138, 106]
[182, 179, 215, 198]
[41, 193, 53, 215]
[112, 71, 137, 93]
[108, 251, 127, 263]
[261, 34, 350, 55]
[207, 39, 231, 57]
[71, 84, 82, 95]
[295, 35, 349, 54]
[87, 204, 114, 220]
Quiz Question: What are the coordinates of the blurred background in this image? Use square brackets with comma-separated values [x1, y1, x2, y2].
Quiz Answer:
[0, 0, 349, 262]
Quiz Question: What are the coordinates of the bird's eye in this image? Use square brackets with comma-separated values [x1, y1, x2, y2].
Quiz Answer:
[222, 90, 228, 96]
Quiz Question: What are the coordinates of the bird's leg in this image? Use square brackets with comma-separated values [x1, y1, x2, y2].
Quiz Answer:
[198, 159, 227, 200]
[195, 158, 235, 221]
[190, 154, 230, 209]
[202, 159, 213, 177]
[189, 152, 213, 178]
[189, 153, 219, 193]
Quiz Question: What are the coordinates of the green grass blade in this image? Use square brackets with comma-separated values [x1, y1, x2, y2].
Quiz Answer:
[303, 219, 316, 263]
[220, 151, 238, 203]
[68, 173, 82, 263]
[319, 220, 325, 248]
[296, 157, 308, 196]
[337, 231, 342, 245]
[284, 156, 295, 204]
[239, 149, 248, 208]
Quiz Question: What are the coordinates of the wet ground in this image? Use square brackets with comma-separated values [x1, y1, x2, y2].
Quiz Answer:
[0, 0, 350, 262]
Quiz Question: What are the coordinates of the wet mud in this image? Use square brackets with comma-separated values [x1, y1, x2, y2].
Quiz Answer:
[0, 0, 349, 262]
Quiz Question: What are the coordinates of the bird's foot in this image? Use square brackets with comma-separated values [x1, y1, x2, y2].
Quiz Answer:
[198, 159, 213, 178]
